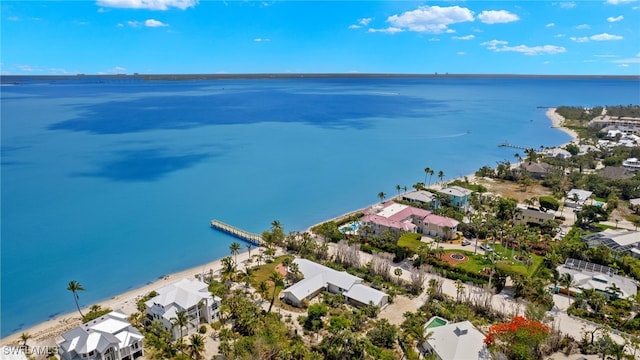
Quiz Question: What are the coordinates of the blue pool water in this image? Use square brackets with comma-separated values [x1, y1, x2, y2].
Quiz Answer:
[1, 76, 639, 336]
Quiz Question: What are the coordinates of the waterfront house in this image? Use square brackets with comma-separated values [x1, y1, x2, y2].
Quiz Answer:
[436, 186, 472, 211]
[281, 258, 388, 308]
[519, 161, 553, 179]
[513, 205, 555, 225]
[57, 311, 144, 360]
[421, 320, 490, 360]
[144, 278, 221, 340]
[564, 189, 593, 208]
[360, 202, 459, 239]
[545, 147, 572, 159]
[401, 190, 436, 208]
[557, 259, 637, 299]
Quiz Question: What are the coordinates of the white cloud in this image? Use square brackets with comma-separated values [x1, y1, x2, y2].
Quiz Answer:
[17, 64, 35, 72]
[555, 33, 566, 37]
[457, 52, 466, 55]
[348, 24, 360, 29]
[477, 10, 519, 24]
[606, 0, 637, 4]
[546, 23, 555, 27]
[482, 40, 566, 55]
[428, 38, 440, 42]
[570, 36, 589, 42]
[607, 15, 624, 22]
[7, 16, 20, 21]
[386, 5, 474, 33]
[97, 7, 107, 12]
[254, 38, 271, 42]
[96, 0, 198, 10]
[127, 20, 142, 27]
[575, 24, 591, 29]
[368, 27, 403, 34]
[590, 32, 623, 40]
[618, 63, 629, 67]
[555, 2, 576, 9]
[145, 19, 168, 27]
[453, 34, 475, 40]
[117, 23, 124, 27]
[358, 18, 372, 26]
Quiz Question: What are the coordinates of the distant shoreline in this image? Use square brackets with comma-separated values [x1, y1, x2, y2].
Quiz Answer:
[2, 73, 639, 83]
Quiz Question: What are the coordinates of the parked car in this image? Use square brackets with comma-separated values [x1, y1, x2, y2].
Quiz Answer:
[461, 240, 471, 246]
[478, 244, 494, 252]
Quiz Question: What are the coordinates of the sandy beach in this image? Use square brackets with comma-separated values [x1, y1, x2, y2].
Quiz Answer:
[0, 249, 253, 348]
[1, 107, 578, 349]
[547, 107, 579, 143]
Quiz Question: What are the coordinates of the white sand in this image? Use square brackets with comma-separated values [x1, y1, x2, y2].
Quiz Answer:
[546, 107, 579, 143]
[0, 249, 253, 347]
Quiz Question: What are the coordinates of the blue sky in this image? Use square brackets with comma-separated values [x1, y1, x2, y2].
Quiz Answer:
[2, 0, 639, 75]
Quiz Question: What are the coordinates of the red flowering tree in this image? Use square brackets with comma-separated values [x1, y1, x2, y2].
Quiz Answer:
[485, 316, 551, 360]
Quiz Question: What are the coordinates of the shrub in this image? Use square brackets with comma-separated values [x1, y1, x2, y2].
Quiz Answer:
[199, 325, 207, 334]
[539, 196, 559, 211]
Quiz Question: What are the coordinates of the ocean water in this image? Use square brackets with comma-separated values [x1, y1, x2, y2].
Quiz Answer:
[1, 77, 638, 336]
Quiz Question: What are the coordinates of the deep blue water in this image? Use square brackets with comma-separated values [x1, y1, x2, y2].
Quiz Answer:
[1, 77, 639, 336]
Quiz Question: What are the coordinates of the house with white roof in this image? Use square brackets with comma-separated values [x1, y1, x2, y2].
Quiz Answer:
[421, 320, 490, 360]
[144, 278, 221, 340]
[57, 311, 144, 360]
[436, 186, 472, 211]
[582, 229, 640, 258]
[361, 202, 459, 239]
[546, 147, 572, 159]
[281, 258, 388, 308]
[401, 190, 436, 207]
[557, 259, 637, 299]
[564, 189, 593, 208]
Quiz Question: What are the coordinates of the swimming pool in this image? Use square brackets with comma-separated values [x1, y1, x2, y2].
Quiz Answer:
[340, 221, 361, 234]
[426, 316, 448, 329]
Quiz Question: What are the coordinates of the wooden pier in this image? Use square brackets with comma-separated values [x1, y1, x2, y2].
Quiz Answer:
[498, 142, 529, 151]
[210, 219, 263, 245]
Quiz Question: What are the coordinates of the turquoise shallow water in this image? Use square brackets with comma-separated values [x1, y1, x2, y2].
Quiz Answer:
[1, 77, 638, 336]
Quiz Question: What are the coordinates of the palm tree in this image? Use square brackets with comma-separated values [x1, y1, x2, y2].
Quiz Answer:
[229, 241, 241, 265]
[514, 153, 522, 163]
[188, 334, 205, 360]
[438, 170, 445, 184]
[424, 167, 431, 185]
[559, 273, 575, 305]
[67, 280, 86, 318]
[19, 332, 32, 350]
[396, 184, 401, 196]
[171, 310, 192, 339]
[271, 220, 282, 231]
[393, 268, 403, 283]
[377, 191, 386, 203]
[220, 256, 237, 286]
[607, 283, 622, 299]
[246, 243, 252, 258]
[268, 271, 284, 313]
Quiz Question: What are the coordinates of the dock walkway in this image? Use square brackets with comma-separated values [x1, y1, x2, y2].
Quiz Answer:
[210, 219, 263, 245]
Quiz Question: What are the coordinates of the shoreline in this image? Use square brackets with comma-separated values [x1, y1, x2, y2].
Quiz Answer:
[1, 108, 577, 347]
[0, 249, 253, 347]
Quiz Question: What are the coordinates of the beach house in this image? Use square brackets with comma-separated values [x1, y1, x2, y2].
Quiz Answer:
[421, 320, 490, 360]
[520, 161, 553, 179]
[57, 311, 144, 360]
[144, 278, 221, 339]
[360, 202, 459, 239]
[401, 190, 436, 208]
[436, 186, 472, 211]
[280, 258, 388, 308]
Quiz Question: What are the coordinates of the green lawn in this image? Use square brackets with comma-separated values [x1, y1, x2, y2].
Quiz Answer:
[397, 233, 423, 251]
[250, 255, 292, 309]
[444, 245, 544, 278]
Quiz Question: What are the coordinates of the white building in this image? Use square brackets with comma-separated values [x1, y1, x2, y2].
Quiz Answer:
[622, 158, 640, 172]
[57, 311, 144, 360]
[421, 321, 490, 360]
[281, 258, 388, 308]
[564, 189, 593, 208]
[582, 229, 640, 258]
[514, 204, 555, 225]
[144, 278, 221, 339]
[558, 259, 637, 299]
